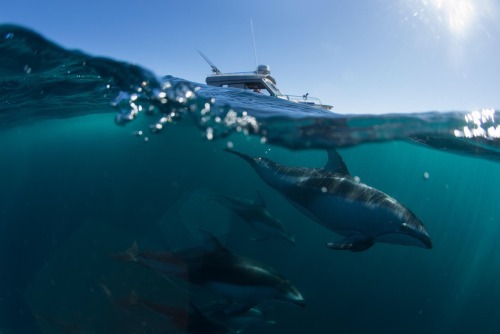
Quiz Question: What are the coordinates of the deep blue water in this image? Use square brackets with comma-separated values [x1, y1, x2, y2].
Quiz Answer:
[1, 24, 500, 334]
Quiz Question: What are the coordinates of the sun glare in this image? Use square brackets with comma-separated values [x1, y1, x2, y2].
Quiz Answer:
[428, 0, 476, 37]
[404, 0, 495, 40]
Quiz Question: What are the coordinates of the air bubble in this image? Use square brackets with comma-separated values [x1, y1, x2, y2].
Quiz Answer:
[206, 128, 214, 140]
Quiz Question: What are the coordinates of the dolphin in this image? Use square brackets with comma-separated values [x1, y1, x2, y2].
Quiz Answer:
[224, 148, 432, 252]
[117, 293, 237, 334]
[210, 192, 295, 245]
[118, 293, 276, 333]
[206, 303, 276, 332]
[111, 231, 305, 315]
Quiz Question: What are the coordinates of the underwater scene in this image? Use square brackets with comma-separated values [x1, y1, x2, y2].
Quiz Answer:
[2, 24, 500, 334]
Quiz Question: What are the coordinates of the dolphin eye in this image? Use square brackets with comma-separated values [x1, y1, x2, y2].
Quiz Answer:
[401, 222, 411, 231]
[402, 221, 422, 233]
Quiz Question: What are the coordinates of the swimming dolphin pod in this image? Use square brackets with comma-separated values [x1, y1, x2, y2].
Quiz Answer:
[210, 192, 295, 245]
[112, 230, 305, 315]
[224, 148, 432, 252]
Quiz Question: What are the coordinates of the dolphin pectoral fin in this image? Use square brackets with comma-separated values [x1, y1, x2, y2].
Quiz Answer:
[326, 234, 374, 252]
[325, 149, 350, 175]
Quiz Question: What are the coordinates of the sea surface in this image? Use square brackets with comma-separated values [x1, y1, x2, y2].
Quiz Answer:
[1, 24, 500, 334]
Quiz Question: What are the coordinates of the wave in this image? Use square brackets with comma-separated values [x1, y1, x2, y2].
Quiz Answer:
[1, 24, 500, 160]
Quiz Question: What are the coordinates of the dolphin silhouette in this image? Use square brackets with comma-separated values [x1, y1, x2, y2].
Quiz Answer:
[224, 148, 432, 252]
[210, 192, 295, 245]
[207, 304, 276, 331]
[118, 292, 276, 333]
[112, 231, 305, 314]
[117, 292, 237, 334]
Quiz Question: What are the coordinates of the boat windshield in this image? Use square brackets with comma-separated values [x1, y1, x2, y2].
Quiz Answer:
[263, 78, 284, 97]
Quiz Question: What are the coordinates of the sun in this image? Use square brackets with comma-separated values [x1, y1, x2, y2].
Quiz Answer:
[428, 0, 476, 37]
[403, 0, 493, 40]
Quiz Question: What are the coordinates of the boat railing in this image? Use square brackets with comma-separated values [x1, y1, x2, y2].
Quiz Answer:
[207, 71, 265, 77]
[285, 94, 324, 105]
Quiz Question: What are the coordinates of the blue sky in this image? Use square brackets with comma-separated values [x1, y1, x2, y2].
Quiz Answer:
[2, 0, 499, 114]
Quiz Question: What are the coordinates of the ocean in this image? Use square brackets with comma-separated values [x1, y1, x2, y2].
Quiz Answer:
[1, 24, 500, 334]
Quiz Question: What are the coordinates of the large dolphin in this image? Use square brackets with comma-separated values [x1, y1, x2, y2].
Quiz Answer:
[112, 231, 305, 315]
[210, 192, 295, 245]
[224, 148, 432, 252]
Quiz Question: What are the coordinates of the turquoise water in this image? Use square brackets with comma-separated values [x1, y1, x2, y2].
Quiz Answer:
[1, 25, 500, 334]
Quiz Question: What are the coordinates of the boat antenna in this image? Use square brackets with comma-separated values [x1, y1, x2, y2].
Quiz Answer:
[198, 50, 221, 74]
[250, 19, 258, 67]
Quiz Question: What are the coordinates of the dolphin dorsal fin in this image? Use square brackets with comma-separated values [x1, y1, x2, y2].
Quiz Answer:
[198, 229, 230, 255]
[324, 149, 350, 175]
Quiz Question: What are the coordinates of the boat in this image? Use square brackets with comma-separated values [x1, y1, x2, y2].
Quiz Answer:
[200, 52, 333, 111]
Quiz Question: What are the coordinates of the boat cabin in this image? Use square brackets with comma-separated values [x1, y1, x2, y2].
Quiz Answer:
[206, 65, 284, 97]
[205, 63, 333, 110]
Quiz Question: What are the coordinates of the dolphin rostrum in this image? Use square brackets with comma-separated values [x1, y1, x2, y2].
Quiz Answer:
[210, 192, 295, 245]
[224, 148, 432, 252]
[111, 231, 305, 315]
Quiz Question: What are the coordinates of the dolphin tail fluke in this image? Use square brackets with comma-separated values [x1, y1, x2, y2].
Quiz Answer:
[326, 234, 374, 252]
[109, 241, 139, 262]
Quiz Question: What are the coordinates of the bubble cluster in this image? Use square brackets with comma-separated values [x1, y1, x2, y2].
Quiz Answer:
[453, 108, 499, 139]
[111, 75, 264, 145]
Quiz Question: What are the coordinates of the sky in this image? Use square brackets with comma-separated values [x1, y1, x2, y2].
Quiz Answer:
[1, 0, 499, 114]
